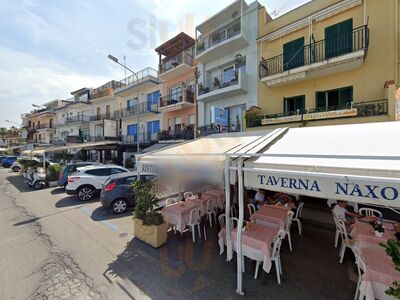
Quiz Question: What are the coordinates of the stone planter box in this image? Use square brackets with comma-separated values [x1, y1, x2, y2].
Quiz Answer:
[133, 218, 168, 248]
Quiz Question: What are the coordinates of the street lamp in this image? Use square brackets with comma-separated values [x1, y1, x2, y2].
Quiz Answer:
[108, 54, 141, 154]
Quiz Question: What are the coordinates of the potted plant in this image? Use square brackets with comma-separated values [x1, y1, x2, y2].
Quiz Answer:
[380, 240, 400, 298]
[374, 221, 385, 237]
[132, 180, 167, 248]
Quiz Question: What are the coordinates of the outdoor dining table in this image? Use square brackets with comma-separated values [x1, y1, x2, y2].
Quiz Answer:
[350, 219, 397, 248]
[161, 201, 203, 234]
[204, 189, 225, 209]
[357, 246, 400, 300]
[218, 223, 278, 273]
[251, 204, 288, 230]
[186, 194, 215, 214]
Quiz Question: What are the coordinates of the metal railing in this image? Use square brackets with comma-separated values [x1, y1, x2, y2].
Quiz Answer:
[159, 89, 195, 108]
[247, 99, 388, 128]
[89, 136, 121, 142]
[121, 132, 159, 144]
[36, 124, 53, 129]
[90, 113, 115, 121]
[115, 67, 159, 91]
[160, 50, 194, 73]
[196, 18, 241, 54]
[259, 25, 369, 78]
[198, 70, 241, 96]
[159, 129, 194, 141]
[114, 102, 158, 119]
[90, 81, 123, 100]
[65, 115, 91, 124]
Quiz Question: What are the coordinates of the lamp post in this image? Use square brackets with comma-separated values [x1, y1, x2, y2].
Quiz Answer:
[107, 54, 140, 154]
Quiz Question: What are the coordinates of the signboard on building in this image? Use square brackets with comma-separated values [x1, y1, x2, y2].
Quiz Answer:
[211, 106, 228, 127]
[261, 115, 302, 125]
[103, 119, 117, 137]
[303, 108, 357, 121]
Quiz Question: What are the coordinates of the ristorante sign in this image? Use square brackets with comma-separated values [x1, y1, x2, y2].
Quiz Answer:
[303, 108, 357, 121]
[244, 170, 400, 206]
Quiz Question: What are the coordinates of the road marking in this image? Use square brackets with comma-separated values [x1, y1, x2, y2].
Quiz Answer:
[79, 206, 119, 232]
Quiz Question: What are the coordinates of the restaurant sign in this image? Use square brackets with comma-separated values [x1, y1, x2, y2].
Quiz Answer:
[303, 108, 357, 121]
[261, 115, 302, 125]
[244, 170, 400, 207]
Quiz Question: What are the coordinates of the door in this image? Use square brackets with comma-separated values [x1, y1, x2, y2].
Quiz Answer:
[147, 120, 160, 142]
[127, 124, 137, 142]
[283, 37, 304, 71]
[122, 176, 138, 204]
[325, 19, 353, 59]
[147, 91, 160, 111]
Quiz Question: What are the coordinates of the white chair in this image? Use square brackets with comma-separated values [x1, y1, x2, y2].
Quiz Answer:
[231, 204, 237, 218]
[218, 214, 226, 228]
[285, 211, 294, 251]
[354, 252, 367, 300]
[188, 207, 202, 242]
[231, 217, 239, 229]
[206, 198, 217, 227]
[332, 212, 342, 248]
[293, 202, 304, 235]
[338, 219, 355, 263]
[184, 192, 194, 199]
[359, 207, 382, 218]
[254, 229, 286, 284]
[165, 197, 177, 205]
[247, 203, 256, 218]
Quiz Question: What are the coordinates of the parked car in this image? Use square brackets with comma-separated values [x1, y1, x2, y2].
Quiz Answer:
[11, 157, 54, 172]
[57, 162, 101, 187]
[100, 172, 156, 214]
[1, 156, 18, 168]
[10, 160, 21, 172]
[0, 156, 10, 164]
[66, 165, 129, 201]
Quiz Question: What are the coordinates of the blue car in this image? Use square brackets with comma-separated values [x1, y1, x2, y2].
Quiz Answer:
[0, 156, 9, 164]
[1, 156, 18, 168]
[57, 162, 100, 187]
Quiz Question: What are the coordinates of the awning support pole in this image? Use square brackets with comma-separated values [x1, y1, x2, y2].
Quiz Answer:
[236, 157, 244, 295]
[224, 158, 231, 261]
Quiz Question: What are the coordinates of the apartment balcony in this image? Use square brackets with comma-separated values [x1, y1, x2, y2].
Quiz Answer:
[197, 68, 247, 102]
[159, 89, 195, 112]
[114, 102, 158, 119]
[90, 136, 121, 143]
[65, 135, 90, 143]
[114, 68, 160, 94]
[90, 113, 117, 122]
[159, 128, 194, 141]
[259, 26, 369, 87]
[36, 124, 56, 131]
[247, 99, 388, 128]
[196, 17, 248, 64]
[65, 115, 91, 124]
[121, 132, 159, 145]
[159, 51, 194, 81]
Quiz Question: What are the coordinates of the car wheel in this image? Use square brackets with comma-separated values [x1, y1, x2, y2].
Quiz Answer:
[112, 199, 128, 214]
[77, 186, 95, 201]
[12, 166, 20, 172]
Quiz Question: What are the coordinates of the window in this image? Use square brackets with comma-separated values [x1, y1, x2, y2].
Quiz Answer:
[106, 105, 111, 118]
[147, 91, 160, 111]
[283, 37, 304, 71]
[127, 124, 137, 136]
[174, 117, 182, 132]
[222, 66, 236, 85]
[168, 85, 182, 102]
[85, 168, 112, 176]
[96, 107, 101, 118]
[284, 95, 305, 114]
[325, 19, 353, 59]
[123, 176, 137, 185]
[111, 168, 128, 175]
[227, 104, 246, 132]
[189, 114, 195, 125]
[140, 175, 156, 181]
[316, 86, 353, 110]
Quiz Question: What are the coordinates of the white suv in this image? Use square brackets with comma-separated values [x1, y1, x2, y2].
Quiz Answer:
[66, 165, 129, 201]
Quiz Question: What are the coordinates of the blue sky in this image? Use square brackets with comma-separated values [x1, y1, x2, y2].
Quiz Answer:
[0, 0, 309, 128]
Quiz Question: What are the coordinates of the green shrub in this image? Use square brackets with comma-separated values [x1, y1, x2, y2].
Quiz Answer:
[46, 164, 61, 181]
[132, 180, 163, 226]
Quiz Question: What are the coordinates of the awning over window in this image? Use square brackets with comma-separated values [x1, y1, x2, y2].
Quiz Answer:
[243, 122, 400, 207]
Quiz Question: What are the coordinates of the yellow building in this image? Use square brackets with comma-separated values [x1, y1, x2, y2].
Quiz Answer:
[247, 0, 400, 130]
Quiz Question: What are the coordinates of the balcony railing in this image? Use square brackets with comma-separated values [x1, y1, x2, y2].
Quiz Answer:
[65, 115, 91, 124]
[90, 113, 115, 121]
[259, 25, 369, 78]
[247, 99, 388, 128]
[198, 70, 240, 96]
[197, 18, 241, 55]
[115, 67, 159, 92]
[122, 132, 159, 144]
[36, 124, 53, 130]
[159, 128, 194, 141]
[160, 51, 194, 73]
[90, 136, 121, 142]
[114, 102, 158, 119]
[159, 90, 195, 108]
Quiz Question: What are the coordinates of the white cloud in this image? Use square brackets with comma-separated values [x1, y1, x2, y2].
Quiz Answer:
[0, 46, 111, 127]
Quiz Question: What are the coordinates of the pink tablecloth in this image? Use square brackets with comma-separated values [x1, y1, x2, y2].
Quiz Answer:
[186, 194, 215, 214]
[351, 220, 396, 246]
[204, 189, 225, 209]
[162, 201, 202, 233]
[251, 205, 288, 230]
[218, 223, 278, 273]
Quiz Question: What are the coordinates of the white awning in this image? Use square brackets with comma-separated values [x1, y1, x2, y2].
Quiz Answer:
[21, 141, 119, 156]
[243, 122, 400, 207]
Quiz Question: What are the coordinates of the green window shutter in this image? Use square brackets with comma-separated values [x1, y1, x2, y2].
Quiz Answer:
[296, 95, 305, 113]
[325, 19, 353, 59]
[283, 37, 305, 71]
[339, 86, 353, 107]
[316, 92, 326, 110]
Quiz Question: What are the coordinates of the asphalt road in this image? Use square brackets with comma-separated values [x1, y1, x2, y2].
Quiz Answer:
[0, 169, 149, 300]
